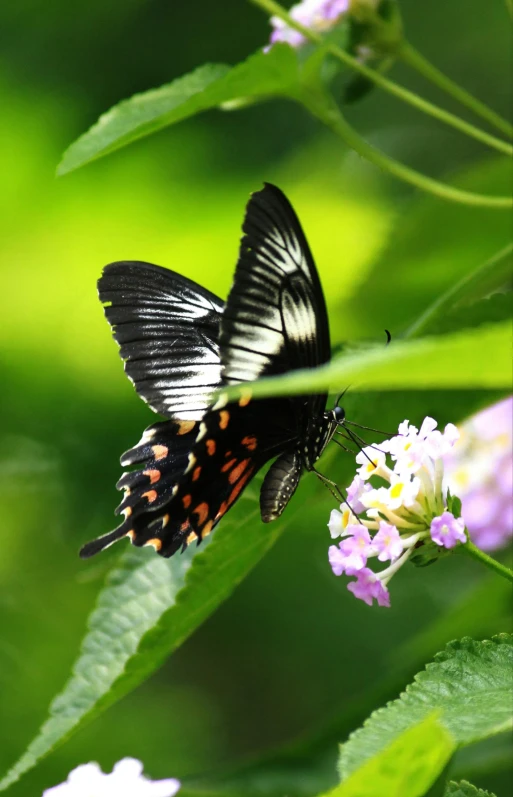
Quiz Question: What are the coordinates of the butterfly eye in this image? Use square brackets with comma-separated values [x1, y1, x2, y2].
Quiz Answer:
[334, 406, 345, 423]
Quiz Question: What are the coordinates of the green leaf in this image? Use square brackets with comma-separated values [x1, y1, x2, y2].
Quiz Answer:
[444, 780, 496, 797]
[323, 715, 455, 797]
[338, 635, 513, 781]
[406, 243, 513, 338]
[0, 504, 288, 791]
[343, 158, 512, 338]
[423, 292, 513, 338]
[222, 322, 512, 403]
[57, 46, 299, 175]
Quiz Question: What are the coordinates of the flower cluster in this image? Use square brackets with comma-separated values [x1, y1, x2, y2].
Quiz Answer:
[268, 0, 351, 48]
[445, 397, 512, 552]
[329, 417, 467, 607]
[43, 758, 180, 797]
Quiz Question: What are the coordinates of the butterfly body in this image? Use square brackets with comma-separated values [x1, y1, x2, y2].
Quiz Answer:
[81, 184, 338, 559]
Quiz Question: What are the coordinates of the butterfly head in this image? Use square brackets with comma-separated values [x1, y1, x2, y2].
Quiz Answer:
[333, 404, 345, 426]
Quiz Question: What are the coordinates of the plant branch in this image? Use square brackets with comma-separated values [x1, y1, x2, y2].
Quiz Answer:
[251, 0, 513, 156]
[301, 90, 513, 208]
[398, 41, 513, 139]
[406, 243, 513, 338]
[456, 540, 513, 583]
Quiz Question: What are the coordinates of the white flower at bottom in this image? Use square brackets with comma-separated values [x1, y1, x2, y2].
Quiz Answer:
[43, 758, 181, 797]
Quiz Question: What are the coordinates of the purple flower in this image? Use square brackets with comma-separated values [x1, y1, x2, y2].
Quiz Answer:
[430, 511, 467, 549]
[445, 396, 512, 552]
[346, 567, 390, 607]
[269, 0, 350, 49]
[43, 758, 181, 797]
[373, 521, 403, 562]
[329, 543, 347, 576]
[346, 474, 372, 514]
[329, 527, 372, 573]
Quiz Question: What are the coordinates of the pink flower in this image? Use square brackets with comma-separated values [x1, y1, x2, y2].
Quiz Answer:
[430, 511, 466, 548]
[346, 474, 372, 514]
[329, 527, 373, 573]
[373, 522, 403, 562]
[269, 0, 350, 48]
[346, 567, 390, 607]
[445, 397, 512, 552]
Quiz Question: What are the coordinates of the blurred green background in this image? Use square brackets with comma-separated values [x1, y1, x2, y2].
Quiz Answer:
[0, 1, 511, 795]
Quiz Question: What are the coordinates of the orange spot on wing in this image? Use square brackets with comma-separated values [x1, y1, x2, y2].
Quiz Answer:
[225, 450, 232, 458]
[192, 466, 202, 482]
[152, 444, 168, 461]
[186, 531, 198, 545]
[215, 501, 229, 521]
[127, 529, 136, 541]
[142, 489, 158, 503]
[227, 467, 254, 507]
[242, 435, 258, 451]
[228, 458, 250, 485]
[143, 469, 161, 484]
[202, 520, 214, 537]
[145, 538, 162, 551]
[206, 439, 216, 456]
[219, 410, 230, 430]
[193, 502, 209, 525]
[176, 420, 196, 435]
[238, 390, 252, 407]
[182, 494, 192, 509]
[162, 514, 170, 527]
[122, 506, 132, 518]
[221, 458, 237, 473]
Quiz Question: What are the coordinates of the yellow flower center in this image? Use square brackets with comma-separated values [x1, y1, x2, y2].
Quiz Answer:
[390, 483, 404, 499]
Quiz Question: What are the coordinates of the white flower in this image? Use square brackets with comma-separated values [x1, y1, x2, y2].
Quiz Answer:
[327, 415, 468, 608]
[43, 758, 181, 797]
[355, 446, 391, 481]
[328, 505, 359, 537]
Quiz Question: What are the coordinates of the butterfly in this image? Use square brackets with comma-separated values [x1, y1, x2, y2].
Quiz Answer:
[80, 183, 344, 559]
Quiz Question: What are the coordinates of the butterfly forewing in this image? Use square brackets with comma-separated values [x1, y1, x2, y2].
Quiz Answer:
[219, 183, 330, 384]
[98, 261, 224, 421]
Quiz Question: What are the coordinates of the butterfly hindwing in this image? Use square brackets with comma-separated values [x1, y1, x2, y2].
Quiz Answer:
[80, 418, 198, 558]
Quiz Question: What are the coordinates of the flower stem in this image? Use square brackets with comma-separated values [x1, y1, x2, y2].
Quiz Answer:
[457, 539, 513, 583]
[406, 243, 513, 338]
[398, 41, 513, 139]
[300, 90, 513, 208]
[251, 0, 513, 156]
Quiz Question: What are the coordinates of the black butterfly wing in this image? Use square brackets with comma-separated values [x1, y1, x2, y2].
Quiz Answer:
[166, 184, 332, 541]
[219, 183, 332, 518]
[219, 182, 331, 383]
[98, 261, 224, 421]
[80, 418, 199, 558]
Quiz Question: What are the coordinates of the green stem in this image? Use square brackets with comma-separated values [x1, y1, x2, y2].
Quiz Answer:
[506, 0, 513, 20]
[398, 41, 513, 139]
[406, 243, 513, 338]
[251, 0, 513, 156]
[301, 90, 513, 208]
[457, 540, 513, 583]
